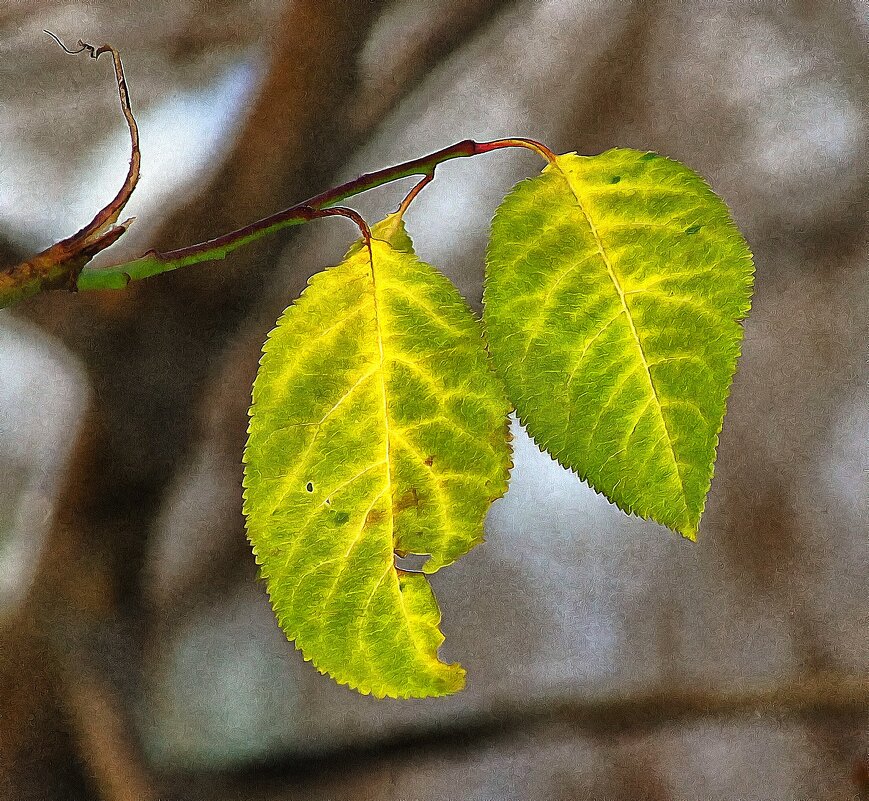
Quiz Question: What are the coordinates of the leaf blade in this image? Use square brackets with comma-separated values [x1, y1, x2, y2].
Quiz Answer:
[244, 218, 511, 697]
[484, 150, 754, 538]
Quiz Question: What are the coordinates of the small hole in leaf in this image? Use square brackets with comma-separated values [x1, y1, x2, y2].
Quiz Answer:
[610, 175, 621, 184]
[685, 224, 702, 235]
[305, 482, 314, 492]
[394, 552, 430, 574]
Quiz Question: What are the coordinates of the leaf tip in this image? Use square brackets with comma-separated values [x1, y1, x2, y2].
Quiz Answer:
[680, 525, 698, 542]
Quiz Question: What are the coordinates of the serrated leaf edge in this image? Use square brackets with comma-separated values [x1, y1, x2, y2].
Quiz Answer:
[244, 228, 512, 697]
[483, 149, 755, 539]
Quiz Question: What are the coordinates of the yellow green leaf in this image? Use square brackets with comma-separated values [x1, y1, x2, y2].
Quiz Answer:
[484, 150, 754, 539]
[244, 216, 511, 698]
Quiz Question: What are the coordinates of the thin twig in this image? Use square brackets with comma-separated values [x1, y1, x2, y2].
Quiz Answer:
[42, 32, 140, 246]
[75, 136, 552, 292]
[0, 34, 139, 307]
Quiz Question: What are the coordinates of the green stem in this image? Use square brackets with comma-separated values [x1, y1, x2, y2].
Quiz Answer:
[76, 137, 554, 292]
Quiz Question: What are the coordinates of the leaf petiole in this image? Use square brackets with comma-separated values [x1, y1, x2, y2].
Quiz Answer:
[395, 173, 435, 219]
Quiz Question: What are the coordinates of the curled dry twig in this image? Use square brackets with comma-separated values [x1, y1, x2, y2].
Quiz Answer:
[0, 33, 140, 307]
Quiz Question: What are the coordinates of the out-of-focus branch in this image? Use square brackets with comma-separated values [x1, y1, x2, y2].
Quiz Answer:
[172, 673, 869, 792]
[0, 233, 26, 269]
[349, 0, 523, 133]
[561, 0, 658, 154]
[61, 665, 158, 801]
[137, 0, 389, 317]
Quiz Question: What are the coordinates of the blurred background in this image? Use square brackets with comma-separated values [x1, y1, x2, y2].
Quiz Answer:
[0, 1, 866, 799]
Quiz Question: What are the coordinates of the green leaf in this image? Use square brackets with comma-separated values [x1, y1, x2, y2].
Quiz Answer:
[244, 215, 511, 698]
[483, 150, 754, 539]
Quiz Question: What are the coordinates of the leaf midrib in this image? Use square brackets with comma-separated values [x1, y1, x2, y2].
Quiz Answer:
[366, 243, 397, 552]
[555, 162, 691, 526]
[367, 243, 430, 666]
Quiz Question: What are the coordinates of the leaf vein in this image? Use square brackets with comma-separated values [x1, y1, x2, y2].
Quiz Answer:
[558, 165, 689, 517]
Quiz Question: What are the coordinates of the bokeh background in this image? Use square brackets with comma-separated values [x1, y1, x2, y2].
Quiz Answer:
[0, 1, 866, 799]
